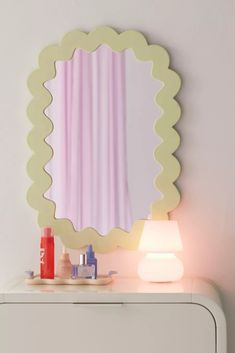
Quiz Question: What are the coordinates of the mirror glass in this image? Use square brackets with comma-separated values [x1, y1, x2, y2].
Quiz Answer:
[43, 45, 163, 235]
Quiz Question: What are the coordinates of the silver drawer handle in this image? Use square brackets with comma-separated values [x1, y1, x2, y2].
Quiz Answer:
[73, 303, 123, 308]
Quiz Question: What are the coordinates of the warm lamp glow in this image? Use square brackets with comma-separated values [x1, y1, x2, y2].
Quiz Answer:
[138, 220, 184, 283]
[139, 220, 183, 252]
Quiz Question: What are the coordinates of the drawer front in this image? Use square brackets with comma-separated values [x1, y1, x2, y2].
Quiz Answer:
[0, 303, 215, 353]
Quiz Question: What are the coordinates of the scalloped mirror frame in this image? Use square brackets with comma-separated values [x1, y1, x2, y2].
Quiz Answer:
[27, 26, 181, 252]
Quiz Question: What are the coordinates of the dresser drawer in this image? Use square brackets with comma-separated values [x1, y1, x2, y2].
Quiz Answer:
[0, 302, 215, 353]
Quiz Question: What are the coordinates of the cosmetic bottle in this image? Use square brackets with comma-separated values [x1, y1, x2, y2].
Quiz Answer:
[77, 254, 95, 279]
[57, 247, 72, 279]
[71, 264, 78, 279]
[86, 244, 97, 279]
[40, 227, 54, 279]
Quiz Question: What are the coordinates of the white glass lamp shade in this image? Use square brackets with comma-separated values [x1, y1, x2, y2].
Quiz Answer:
[138, 220, 184, 282]
[138, 253, 184, 282]
[138, 220, 183, 253]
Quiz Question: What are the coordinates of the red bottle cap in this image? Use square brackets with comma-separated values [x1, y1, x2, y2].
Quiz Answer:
[43, 227, 53, 237]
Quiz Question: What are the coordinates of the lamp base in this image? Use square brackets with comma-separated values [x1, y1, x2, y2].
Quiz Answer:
[138, 253, 184, 282]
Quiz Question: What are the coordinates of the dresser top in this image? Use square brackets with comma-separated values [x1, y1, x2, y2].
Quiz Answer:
[0, 277, 226, 353]
[0, 277, 222, 308]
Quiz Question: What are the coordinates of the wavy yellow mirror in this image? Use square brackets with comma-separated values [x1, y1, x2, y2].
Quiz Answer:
[27, 26, 181, 252]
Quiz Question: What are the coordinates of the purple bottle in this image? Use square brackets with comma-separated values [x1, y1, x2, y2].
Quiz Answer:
[86, 245, 97, 279]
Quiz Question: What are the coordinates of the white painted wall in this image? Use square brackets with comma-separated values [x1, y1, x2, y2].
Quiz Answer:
[0, 0, 234, 351]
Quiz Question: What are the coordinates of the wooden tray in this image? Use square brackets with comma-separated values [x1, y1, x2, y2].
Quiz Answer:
[25, 275, 113, 286]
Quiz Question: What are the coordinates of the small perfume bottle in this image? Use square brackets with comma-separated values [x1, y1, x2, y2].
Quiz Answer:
[86, 245, 97, 279]
[57, 247, 72, 279]
[77, 254, 95, 279]
[71, 264, 78, 279]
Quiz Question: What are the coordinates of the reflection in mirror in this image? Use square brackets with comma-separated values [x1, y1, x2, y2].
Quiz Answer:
[44, 45, 163, 235]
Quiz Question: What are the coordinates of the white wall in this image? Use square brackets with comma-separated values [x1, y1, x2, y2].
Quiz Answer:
[0, 0, 234, 351]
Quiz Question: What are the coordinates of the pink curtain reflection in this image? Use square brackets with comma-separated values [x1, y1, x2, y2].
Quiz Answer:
[44, 45, 132, 235]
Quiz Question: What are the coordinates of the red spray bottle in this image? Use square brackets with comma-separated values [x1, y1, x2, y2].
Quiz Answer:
[40, 227, 54, 279]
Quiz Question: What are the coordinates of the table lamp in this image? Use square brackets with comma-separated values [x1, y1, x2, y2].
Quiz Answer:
[138, 220, 184, 282]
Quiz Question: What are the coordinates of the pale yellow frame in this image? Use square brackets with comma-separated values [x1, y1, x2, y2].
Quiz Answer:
[27, 26, 181, 252]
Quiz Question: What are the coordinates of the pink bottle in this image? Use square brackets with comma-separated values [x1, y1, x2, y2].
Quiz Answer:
[57, 247, 72, 279]
[40, 227, 54, 279]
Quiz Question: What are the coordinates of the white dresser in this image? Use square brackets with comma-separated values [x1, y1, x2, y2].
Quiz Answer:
[0, 277, 226, 353]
